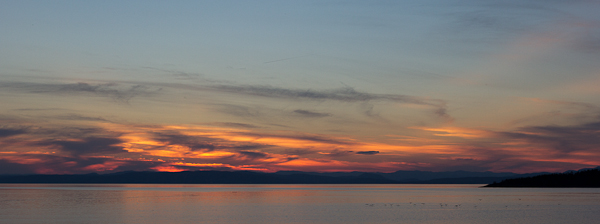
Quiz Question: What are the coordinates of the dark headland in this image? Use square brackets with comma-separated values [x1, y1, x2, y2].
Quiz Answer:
[484, 167, 600, 188]
[0, 169, 553, 184]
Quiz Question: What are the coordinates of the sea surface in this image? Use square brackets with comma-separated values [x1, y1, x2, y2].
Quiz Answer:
[1, 184, 599, 224]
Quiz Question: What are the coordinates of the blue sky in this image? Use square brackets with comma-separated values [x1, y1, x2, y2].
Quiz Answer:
[1, 0, 600, 174]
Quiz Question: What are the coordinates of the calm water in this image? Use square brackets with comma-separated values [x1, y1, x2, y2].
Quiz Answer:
[1, 184, 599, 224]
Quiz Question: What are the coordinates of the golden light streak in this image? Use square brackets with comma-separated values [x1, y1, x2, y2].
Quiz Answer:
[170, 162, 224, 167]
[411, 126, 493, 139]
[195, 151, 236, 158]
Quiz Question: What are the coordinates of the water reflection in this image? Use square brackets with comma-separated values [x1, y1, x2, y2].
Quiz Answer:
[1, 184, 599, 224]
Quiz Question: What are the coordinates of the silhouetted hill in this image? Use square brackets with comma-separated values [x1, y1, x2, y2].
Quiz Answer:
[413, 177, 513, 184]
[0, 171, 399, 184]
[277, 170, 546, 184]
[484, 167, 600, 187]
[0, 171, 286, 184]
[0, 169, 559, 184]
[381, 170, 521, 182]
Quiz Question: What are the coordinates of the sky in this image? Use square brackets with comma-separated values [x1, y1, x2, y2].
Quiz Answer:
[1, 0, 600, 174]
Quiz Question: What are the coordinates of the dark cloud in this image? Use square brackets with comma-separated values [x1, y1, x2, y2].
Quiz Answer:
[0, 128, 26, 138]
[43, 137, 126, 156]
[169, 164, 234, 172]
[501, 121, 600, 153]
[293, 109, 331, 118]
[102, 160, 165, 173]
[0, 81, 161, 103]
[33, 126, 109, 139]
[0, 155, 164, 175]
[356, 151, 379, 155]
[238, 151, 269, 159]
[186, 143, 216, 151]
[153, 131, 273, 154]
[231, 144, 269, 150]
[0, 159, 38, 174]
[9, 109, 110, 123]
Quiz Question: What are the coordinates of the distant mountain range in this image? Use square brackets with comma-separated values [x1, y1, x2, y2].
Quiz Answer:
[484, 167, 600, 187]
[0, 169, 568, 184]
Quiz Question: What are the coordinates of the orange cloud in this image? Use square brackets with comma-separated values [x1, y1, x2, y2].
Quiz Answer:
[2, 116, 598, 174]
[411, 126, 493, 139]
[151, 166, 189, 172]
[81, 161, 126, 172]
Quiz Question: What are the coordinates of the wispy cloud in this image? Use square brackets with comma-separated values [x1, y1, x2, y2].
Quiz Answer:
[214, 104, 263, 118]
[142, 67, 201, 78]
[211, 85, 433, 104]
[524, 97, 597, 110]
[50, 114, 109, 122]
[0, 81, 162, 103]
[208, 85, 451, 120]
[293, 109, 331, 118]
[442, 0, 575, 39]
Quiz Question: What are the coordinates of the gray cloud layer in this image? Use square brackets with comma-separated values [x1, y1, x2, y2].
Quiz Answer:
[152, 132, 217, 152]
[209, 85, 451, 120]
[501, 121, 600, 154]
[212, 85, 435, 104]
[42, 137, 126, 156]
[0, 128, 26, 138]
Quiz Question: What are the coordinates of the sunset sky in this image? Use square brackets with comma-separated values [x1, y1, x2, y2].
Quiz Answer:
[1, 0, 600, 174]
